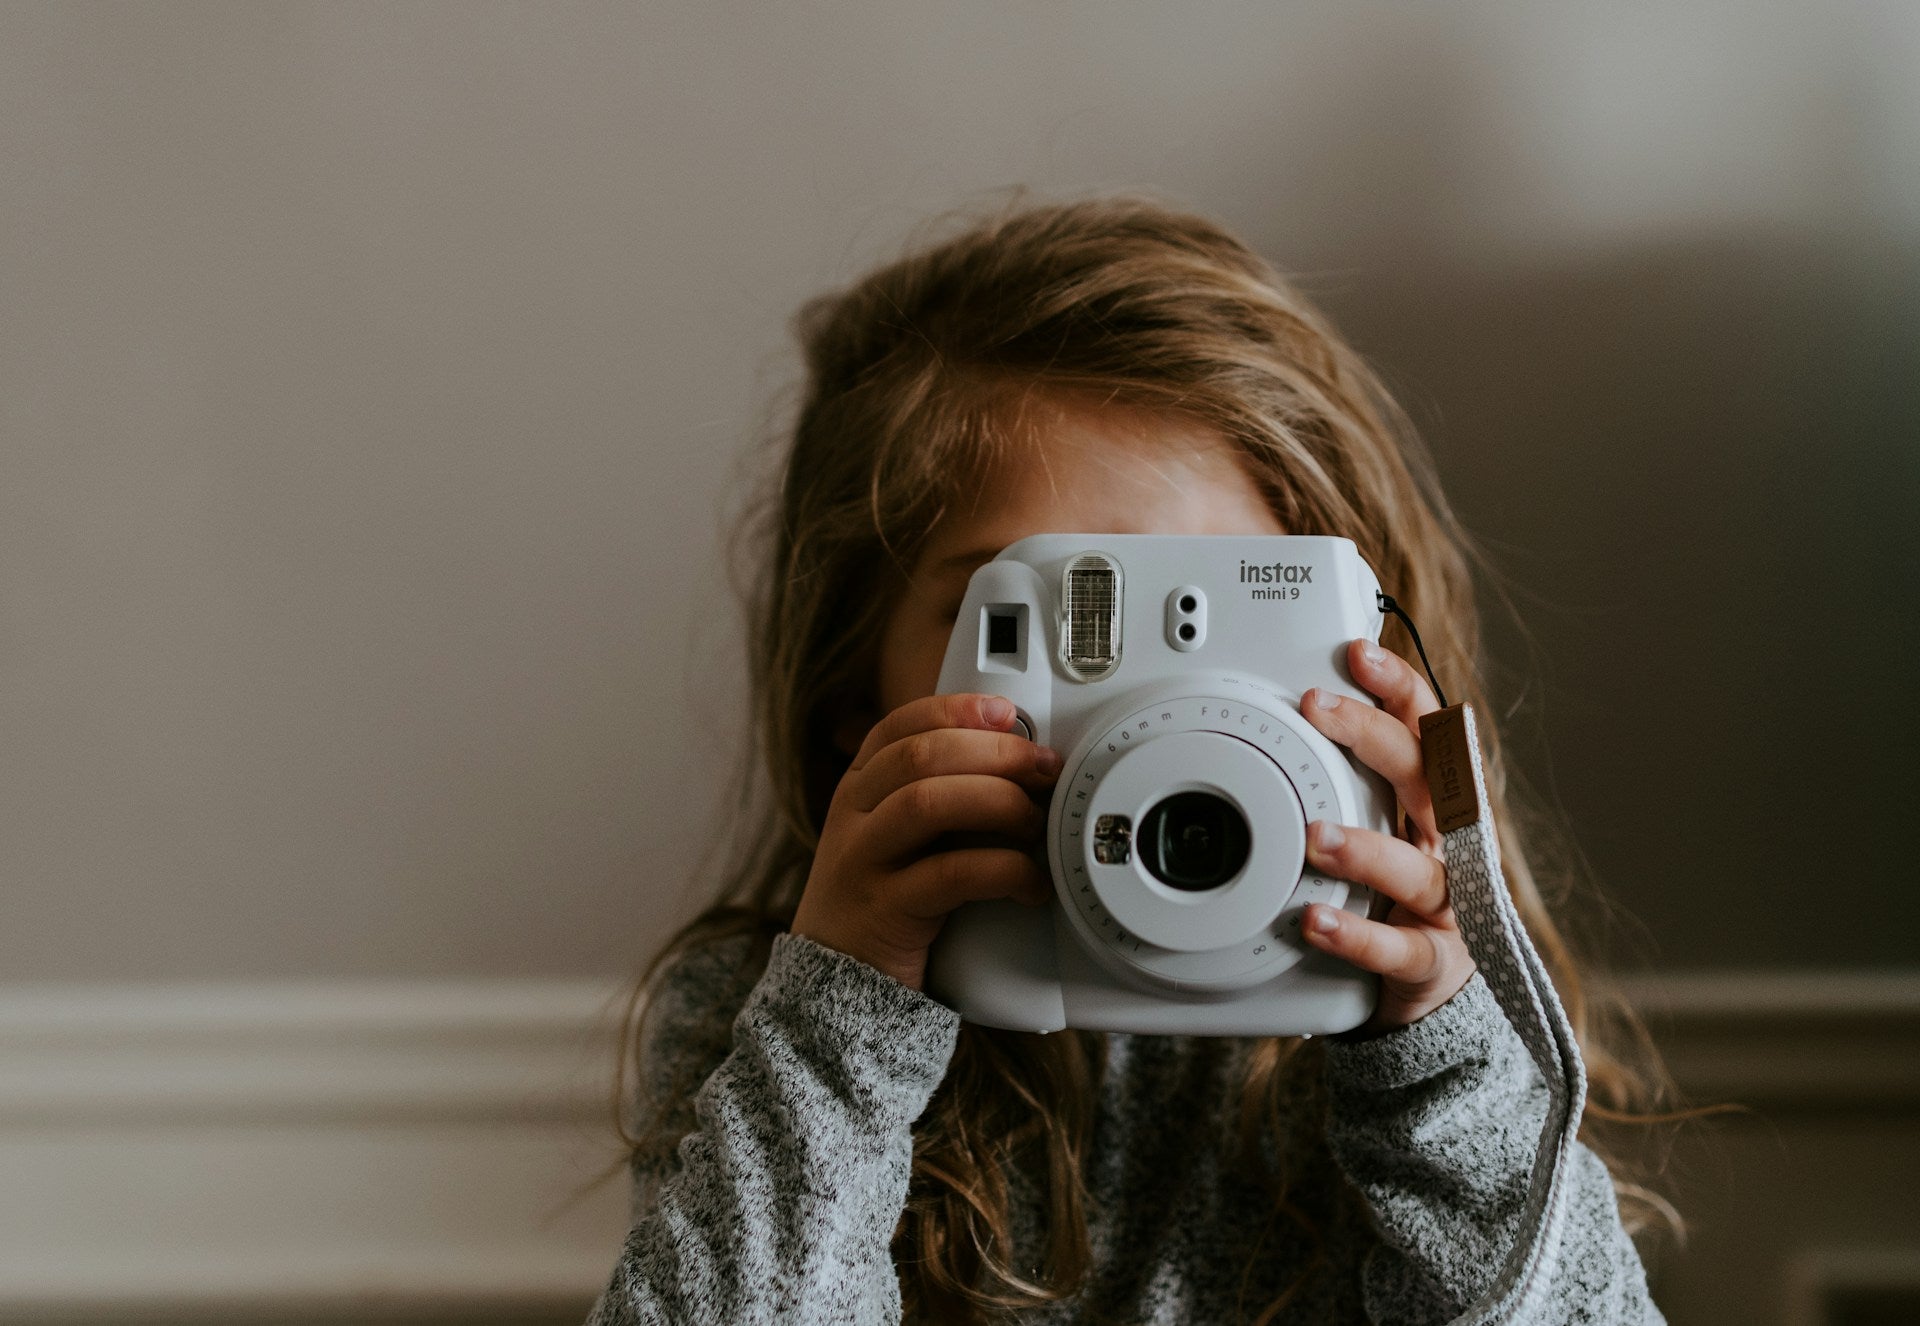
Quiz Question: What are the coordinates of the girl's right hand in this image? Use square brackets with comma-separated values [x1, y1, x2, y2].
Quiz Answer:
[790, 693, 1064, 992]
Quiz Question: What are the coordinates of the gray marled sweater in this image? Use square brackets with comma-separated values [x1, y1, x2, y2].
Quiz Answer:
[587, 930, 1662, 1324]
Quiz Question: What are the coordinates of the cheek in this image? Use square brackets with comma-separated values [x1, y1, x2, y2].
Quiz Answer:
[875, 609, 957, 716]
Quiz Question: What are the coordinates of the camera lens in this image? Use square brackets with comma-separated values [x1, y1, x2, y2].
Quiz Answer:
[1139, 791, 1251, 891]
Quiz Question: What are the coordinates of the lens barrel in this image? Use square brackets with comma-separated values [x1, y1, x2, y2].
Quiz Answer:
[1138, 791, 1251, 891]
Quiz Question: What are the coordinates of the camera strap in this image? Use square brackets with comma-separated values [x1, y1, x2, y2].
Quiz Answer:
[1419, 702, 1589, 1326]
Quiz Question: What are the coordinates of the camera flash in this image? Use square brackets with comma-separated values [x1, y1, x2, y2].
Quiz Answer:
[1062, 553, 1122, 681]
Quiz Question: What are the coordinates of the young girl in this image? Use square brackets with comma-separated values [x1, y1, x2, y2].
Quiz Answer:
[587, 192, 1678, 1325]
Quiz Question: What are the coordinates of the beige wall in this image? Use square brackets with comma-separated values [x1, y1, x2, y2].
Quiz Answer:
[2, 2, 1914, 984]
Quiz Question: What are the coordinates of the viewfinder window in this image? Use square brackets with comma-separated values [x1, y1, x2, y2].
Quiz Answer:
[987, 612, 1019, 655]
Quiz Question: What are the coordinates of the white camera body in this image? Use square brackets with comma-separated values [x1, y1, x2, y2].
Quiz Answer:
[924, 533, 1396, 1037]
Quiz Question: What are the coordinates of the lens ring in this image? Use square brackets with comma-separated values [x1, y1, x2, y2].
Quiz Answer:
[1060, 710, 1317, 957]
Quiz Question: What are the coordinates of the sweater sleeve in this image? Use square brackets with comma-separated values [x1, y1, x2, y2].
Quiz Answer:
[1321, 971, 1665, 1326]
[586, 930, 963, 1326]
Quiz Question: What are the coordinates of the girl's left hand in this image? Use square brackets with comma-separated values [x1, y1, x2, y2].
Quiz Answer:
[1297, 639, 1476, 1040]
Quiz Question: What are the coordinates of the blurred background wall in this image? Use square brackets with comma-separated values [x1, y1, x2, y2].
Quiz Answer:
[1, 3, 1914, 1323]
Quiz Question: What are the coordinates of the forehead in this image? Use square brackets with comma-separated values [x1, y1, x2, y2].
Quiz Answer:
[918, 392, 1285, 577]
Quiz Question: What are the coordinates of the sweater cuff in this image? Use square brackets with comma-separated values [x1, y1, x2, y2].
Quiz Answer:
[743, 931, 963, 1119]
[1322, 969, 1510, 1093]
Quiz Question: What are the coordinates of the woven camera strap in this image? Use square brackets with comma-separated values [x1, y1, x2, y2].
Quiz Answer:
[1418, 702, 1589, 1325]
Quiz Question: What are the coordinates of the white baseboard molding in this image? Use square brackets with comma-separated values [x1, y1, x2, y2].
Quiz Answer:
[1782, 1247, 1920, 1326]
[0, 978, 640, 1323]
[1613, 968, 1920, 1111]
[0, 968, 1913, 1321]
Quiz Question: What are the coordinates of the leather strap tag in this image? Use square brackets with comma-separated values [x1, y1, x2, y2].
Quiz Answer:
[1419, 704, 1482, 833]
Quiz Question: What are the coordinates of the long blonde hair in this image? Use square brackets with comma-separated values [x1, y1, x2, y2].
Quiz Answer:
[598, 188, 1698, 1323]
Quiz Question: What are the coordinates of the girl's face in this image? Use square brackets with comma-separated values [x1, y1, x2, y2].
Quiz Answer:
[847, 392, 1286, 747]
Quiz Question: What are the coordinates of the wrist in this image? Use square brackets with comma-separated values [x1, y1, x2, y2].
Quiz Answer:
[1324, 971, 1506, 1092]
[786, 921, 927, 993]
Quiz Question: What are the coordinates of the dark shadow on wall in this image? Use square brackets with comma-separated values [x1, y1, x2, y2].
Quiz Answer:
[1310, 235, 1919, 972]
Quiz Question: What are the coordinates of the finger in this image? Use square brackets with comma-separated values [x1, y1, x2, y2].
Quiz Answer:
[848, 693, 1018, 773]
[891, 846, 1052, 920]
[850, 726, 1062, 813]
[1345, 639, 1444, 732]
[864, 773, 1046, 864]
[1305, 819, 1450, 919]
[1299, 686, 1438, 848]
[1301, 903, 1446, 985]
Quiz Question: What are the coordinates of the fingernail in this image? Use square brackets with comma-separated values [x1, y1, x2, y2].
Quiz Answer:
[1361, 643, 1387, 668]
[1309, 906, 1340, 935]
[982, 697, 1013, 725]
[1310, 688, 1340, 711]
[1311, 820, 1345, 852]
[1035, 746, 1063, 775]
